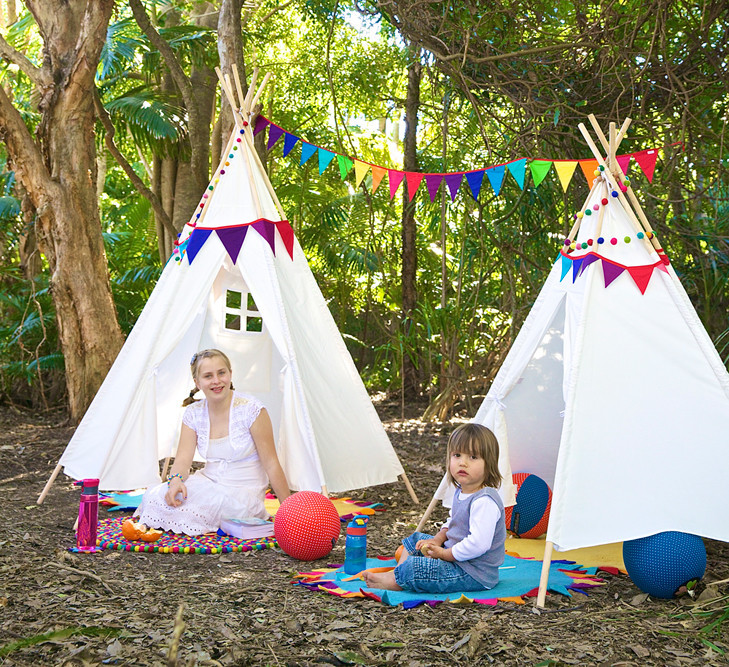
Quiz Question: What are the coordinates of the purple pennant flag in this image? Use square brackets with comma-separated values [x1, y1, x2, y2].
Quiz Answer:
[602, 258, 625, 287]
[216, 226, 249, 264]
[253, 116, 270, 137]
[424, 174, 444, 202]
[267, 125, 284, 150]
[579, 253, 600, 276]
[251, 219, 277, 255]
[185, 229, 213, 264]
[571, 257, 584, 282]
[444, 173, 464, 200]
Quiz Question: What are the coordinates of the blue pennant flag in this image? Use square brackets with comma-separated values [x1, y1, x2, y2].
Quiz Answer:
[283, 133, 300, 157]
[465, 170, 485, 199]
[485, 165, 506, 196]
[318, 149, 336, 175]
[508, 158, 527, 190]
[300, 142, 317, 166]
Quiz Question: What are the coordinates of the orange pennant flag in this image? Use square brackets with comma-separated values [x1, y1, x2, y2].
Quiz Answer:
[579, 159, 599, 185]
[371, 166, 386, 193]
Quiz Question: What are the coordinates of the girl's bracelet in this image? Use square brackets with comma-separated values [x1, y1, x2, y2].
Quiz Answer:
[166, 472, 184, 486]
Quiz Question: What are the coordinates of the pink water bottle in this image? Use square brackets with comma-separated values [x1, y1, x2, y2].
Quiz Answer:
[76, 478, 99, 552]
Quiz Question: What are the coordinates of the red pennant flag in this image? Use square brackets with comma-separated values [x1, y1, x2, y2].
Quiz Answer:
[388, 170, 405, 199]
[405, 172, 424, 201]
[616, 154, 631, 175]
[627, 265, 655, 294]
[656, 261, 669, 274]
[275, 221, 295, 260]
[633, 150, 658, 183]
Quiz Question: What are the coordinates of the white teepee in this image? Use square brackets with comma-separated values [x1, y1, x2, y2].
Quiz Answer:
[40, 68, 417, 502]
[420, 117, 729, 604]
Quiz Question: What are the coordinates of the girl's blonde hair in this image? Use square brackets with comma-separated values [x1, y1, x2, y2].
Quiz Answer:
[446, 423, 502, 489]
[181, 349, 235, 406]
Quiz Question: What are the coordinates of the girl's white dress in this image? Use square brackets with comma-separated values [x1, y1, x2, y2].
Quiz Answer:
[136, 393, 270, 535]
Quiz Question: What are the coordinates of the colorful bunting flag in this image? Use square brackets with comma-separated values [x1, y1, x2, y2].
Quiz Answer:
[371, 166, 386, 194]
[616, 154, 631, 176]
[529, 160, 553, 188]
[465, 170, 485, 199]
[627, 265, 655, 294]
[579, 159, 599, 184]
[267, 125, 284, 150]
[444, 173, 463, 201]
[508, 159, 527, 190]
[571, 256, 584, 282]
[560, 254, 572, 281]
[485, 165, 506, 196]
[337, 155, 354, 180]
[602, 259, 624, 288]
[300, 142, 317, 166]
[186, 229, 212, 264]
[388, 170, 405, 199]
[554, 161, 578, 192]
[318, 149, 336, 175]
[275, 221, 295, 259]
[354, 160, 370, 188]
[579, 253, 600, 276]
[253, 116, 269, 136]
[251, 220, 277, 255]
[633, 150, 658, 183]
[405, 172, 423, 201]
[217, 226, 249, 264]
[283, 133, 299, 157]
[425, 174, 444, 202]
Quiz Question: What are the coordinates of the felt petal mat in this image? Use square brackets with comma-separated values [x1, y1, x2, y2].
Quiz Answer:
[89, 516, 277, 554]
[505, 536, 625, 572]
[294, 555, 606, 608]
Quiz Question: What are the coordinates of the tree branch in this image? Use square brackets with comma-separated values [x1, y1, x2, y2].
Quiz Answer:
[0, 35, 49, 88]
[93, 88, 177, 240]
[128, 0, 194, 111]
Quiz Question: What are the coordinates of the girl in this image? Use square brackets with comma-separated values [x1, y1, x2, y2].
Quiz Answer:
[363, 423, 505, 592]
[135, 349, 290, 535]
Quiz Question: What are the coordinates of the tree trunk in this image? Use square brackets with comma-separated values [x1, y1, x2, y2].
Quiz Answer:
[0, 0, 124, 421]
[401, 52, 421, 399]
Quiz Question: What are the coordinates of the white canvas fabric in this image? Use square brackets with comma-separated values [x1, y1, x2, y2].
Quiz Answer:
[59, 123, 404, 494]
[446, 180, 729, 551]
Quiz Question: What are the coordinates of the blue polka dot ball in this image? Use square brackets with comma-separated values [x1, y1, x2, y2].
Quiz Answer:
[623, 531, 706, 599]
[504, 472, 552, 538]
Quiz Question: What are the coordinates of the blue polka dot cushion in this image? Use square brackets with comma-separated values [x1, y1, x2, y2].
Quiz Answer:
[622, 531, 706, 599]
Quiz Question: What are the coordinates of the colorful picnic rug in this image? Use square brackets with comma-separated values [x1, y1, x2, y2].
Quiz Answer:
[505, 536, 625, 572]
[93, 516, 277, 554]
[294, 555, 605, 608]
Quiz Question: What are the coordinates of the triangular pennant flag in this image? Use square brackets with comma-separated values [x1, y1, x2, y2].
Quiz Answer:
[579, 159, 599, 184]
[216, 226, 249, 264]
[465, 170, 485, 199]
[251, 219, 277, 255]
[185, 229, 212, 264]
[529, 160, 553, 188]
[485, 165, 506, 196]
[337, 155, 354, 180]
[627, 265, 655, 294]
[616, 154, 631, 176]
[656, 261, 669, 274]
[253, 116, 270, 137]
[507, 159, 527, 190]
[300, 142, 317, 166]
[579, 253, 600, 275]
[602, 259, 625, 287]
[424, 174, 444, 202]
[354, 160, 370, 188]
[633, 149, 658, 183]
[267, 124, 284, 150]
[405, 172, 424, 201]
[553, 161, 578, 192]
[388, 170, 405, 199]
[571, 256, 585, 282]
[559, 254, 572, 281]
[275, 220, 295, 260]
[371, 166, 386, 193]
[282, 133, 300, 157]
[444, 173, 463, 201]
[318, 149, 336, 175]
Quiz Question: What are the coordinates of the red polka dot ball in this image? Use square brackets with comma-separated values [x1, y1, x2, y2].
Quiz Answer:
[274, 491, 341, 561]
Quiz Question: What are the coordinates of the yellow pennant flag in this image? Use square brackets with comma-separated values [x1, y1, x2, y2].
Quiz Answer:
[579, 159, 599, 185]
[354, 160, 370, 188]
[371, 166, 386, 194]
[553, 161, 578, 192]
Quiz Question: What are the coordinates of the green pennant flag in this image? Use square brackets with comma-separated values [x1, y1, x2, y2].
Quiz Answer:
[337, 155, 354, 180]
[529, 160, 553, 188]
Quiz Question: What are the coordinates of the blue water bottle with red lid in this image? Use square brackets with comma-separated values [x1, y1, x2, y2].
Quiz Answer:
[344, 515, 368, 575]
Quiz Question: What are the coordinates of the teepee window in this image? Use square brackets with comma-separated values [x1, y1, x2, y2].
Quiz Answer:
[224, 289, 262, 334]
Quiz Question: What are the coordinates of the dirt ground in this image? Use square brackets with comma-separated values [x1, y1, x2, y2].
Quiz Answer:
[0, 402, 728, 666]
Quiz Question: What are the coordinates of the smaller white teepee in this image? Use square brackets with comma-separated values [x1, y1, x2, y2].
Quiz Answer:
[40, 68, 418, 504]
